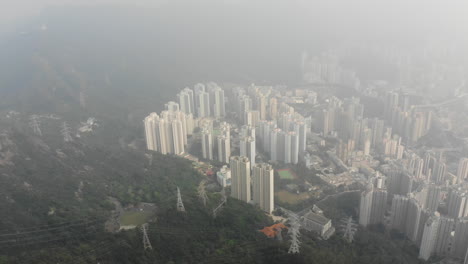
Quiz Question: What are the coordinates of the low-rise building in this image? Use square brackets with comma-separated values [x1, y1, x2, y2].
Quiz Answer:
[217, 165, 231, 187]
[302, 209, 335, 239]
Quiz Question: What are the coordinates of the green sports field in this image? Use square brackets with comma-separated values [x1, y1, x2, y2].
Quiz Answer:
[278, 169, 295, 180]
[120, 211, 153, 226]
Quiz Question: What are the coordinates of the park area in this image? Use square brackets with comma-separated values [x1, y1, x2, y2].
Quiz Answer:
[277, 168, 297, 180]
[275, 190, 310, 205]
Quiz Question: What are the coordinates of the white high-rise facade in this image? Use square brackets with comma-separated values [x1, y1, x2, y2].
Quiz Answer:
[144, 113, 159, 151]
[201, 129, 213, 160]
[253, 163, 274, 214]
[447, 187, 468, 219]
[196, 90, 211, 118]
[230, 156, 251, 202]
[217, 135, 231, 164]
[359, 184, 388, 227]
[457, 158, 468, 183]
[419, 214, 440, 261]
[295, 121, 308, 154]
[240, 136, 256, 169]
[213, 87, 226, 118]
[144, 111, 188, 155]
[178, 88, 195, 115]
[454, 219, 468, 259]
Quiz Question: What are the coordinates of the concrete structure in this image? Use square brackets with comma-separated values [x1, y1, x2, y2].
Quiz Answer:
[252, 163, 274, 214]
[240, 136, 256, 169]
[419, 214, 440, 261]
[240, 125, 255, 140]
[217, 165, 231, 187]
[457, 158, 468, 183]
[390, 195, 409, 232]
[465, 247, 468, 264]
[177, 88, 195, 115]
[359, 184, 388, 227]
[405, 198, 423, 242]
[217, 135, 231, 164]
[447, 187, 468, 219]
[302, 209, 335, 239]
[230, 156, 251, 202]
[213, 87, 226, 118]
[294, 121, 307, 154]
[453, 219, 468, 259]
[434, 216, 455, 256]
[144, 111, 188, 155]
[196, 90, 211, 118]
[201, 129, 213, 160]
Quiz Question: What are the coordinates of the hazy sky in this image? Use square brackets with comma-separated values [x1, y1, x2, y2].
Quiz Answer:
[2, 0, 468, 45]
[1, 0, 164, 25]
[3, 0, 468, 30]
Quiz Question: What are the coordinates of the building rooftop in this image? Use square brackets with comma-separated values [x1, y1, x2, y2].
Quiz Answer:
[304, 210, 330, 226]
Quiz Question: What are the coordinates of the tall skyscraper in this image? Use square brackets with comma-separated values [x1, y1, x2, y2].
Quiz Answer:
[256, 95, 268, 120]
[178, 88, 195, 115]
[196, 90, 211, 118]
[144, 113, 159, 151]
[434, 216, 455, 256]
[252, 163, 274, 214]
[294, 121, 308, 154]
[270, 128, 280, 161]
[144, 111, 188, 155]
[464, 247, 468, 264]
[425, 184, 442, 213]
[230, 156, 251, 202]
[453, 219, 468, 259]
[457, 158, 468, 183]
[165, 101, 180, 112]
[240, 125, 256, 140]
[269, 97, 278, 120]
[419, 214, 440, 261]
[201, 129, 213, 160]
[240, 136, 256, 169]
[405, 198, 423, 242]
[447, 187, 468, 219]
[244, 110, 260, 127]
[171, 119, 185, 155]
[390, 195, 409, 232]
[213, 87, 226, 118]
[282, 131, 292, 164]
[289, 131, 299, 164]
[217, 135, 231, 163]
[359, 183, 388, 227]
[383, 167, 413, 197]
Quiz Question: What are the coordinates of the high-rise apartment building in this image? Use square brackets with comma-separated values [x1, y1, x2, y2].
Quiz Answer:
[390, 195, 409, 232]
[359, 184, 388, 227]
[419, 214, 440, 261]
[457, 158, 468, 183]
[252, 163, 274, 214]
[240, 136, 256, 169]
[213, 87, 226, 118]
[201, 129, 213, 160]
[230, 156, 251, 202]
[196, 90, 211, 118]
[453, 219, 468, 259]
[177, 88, 195, 115]
[217, 135, 231, 163]
[294, 121, 308, 154]
[434, 216, 455, 256]
[447, 187, 468, 219]
[464, 247, 468, 264]
[144, 111, 188, 155]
